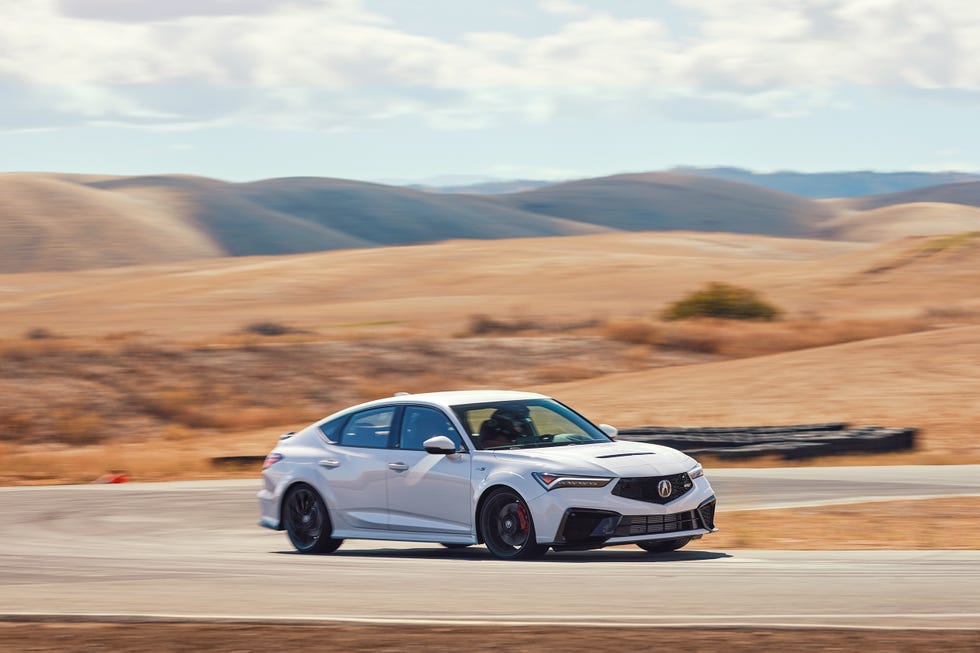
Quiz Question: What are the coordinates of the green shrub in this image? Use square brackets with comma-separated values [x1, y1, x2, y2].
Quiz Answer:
[661, 282, 782, 321]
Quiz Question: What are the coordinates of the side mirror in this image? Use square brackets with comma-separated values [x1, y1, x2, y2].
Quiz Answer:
[423, 435, 457, 455]
[599, 424, 618, 440]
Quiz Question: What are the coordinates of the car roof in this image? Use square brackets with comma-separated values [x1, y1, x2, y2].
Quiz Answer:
[358, 390, 550, 411]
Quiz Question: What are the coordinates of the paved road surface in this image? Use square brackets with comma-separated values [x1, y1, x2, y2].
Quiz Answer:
[1, 466, 978, 629]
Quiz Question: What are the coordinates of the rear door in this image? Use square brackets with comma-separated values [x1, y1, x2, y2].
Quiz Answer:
[314, 406, 394, 532]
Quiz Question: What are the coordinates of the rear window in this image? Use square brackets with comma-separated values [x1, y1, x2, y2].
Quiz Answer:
[318, 417, 345, 443]
[338, 407, 395, 448]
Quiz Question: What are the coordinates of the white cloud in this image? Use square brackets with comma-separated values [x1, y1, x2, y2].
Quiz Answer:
[537, 0, 590, 17]
[675, 0, 980, 88]
[2, 0, 979, 133]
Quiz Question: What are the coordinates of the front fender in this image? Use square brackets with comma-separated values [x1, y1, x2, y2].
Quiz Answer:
[472, 467, 547, 542]
[476, 468, 545, 505]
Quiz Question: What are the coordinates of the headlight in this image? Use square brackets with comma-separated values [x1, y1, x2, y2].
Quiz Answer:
[533, 472, 614, 491]
[688, 463, 704, 479]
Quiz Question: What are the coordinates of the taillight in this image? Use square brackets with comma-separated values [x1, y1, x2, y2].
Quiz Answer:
[262, 452, 284, 469]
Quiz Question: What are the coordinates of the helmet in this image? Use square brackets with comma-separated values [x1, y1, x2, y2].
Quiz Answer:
[487, 405, 532, 441]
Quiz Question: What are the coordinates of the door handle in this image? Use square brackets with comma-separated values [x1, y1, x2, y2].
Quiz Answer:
[388, 462, 409, 472]
[318, 459, 340, 468]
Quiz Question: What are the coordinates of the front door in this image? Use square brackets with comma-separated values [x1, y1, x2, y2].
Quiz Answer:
[386, 405, 472, 535]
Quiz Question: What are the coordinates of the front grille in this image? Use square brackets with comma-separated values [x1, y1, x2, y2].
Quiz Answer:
[611, 472, 693, 504]
[614, 510, 698, 537]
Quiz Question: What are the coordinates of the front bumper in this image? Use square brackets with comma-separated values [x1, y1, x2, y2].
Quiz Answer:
[525, 472, 717, 549]
[549, 496, 717, 549]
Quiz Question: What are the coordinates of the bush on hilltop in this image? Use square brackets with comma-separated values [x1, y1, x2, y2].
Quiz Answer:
[662, 282, 782, 321]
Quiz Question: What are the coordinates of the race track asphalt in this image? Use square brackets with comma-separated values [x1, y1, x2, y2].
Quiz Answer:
[1, 466, 978, 629]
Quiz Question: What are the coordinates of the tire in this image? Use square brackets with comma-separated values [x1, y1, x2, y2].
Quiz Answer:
[636, 537, 691, 554]
[479, 488, 549, 560]
[283, 485, 343, 554]
[440, 543, 472, 549]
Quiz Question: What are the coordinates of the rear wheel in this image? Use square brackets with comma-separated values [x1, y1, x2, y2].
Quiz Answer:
[479, 488, 549, 560]
[283, 485, 343, 554]
[636, 537, 691, 554]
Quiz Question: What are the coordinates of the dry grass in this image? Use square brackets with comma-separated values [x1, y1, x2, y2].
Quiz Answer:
[680, 316, 932, 358]
[2, 230, 979, 484]
[600, 316, 932, 358]
[0, 335, 651, 457]
[600, 318, 661, 345]
[708, 497, 980, 549]
[545, 325, 980, 461]
[0, 232, 871, 341]
[0, 442, 214, 486]
[3, 319, 979, 484]
[3, 313, 926, 452]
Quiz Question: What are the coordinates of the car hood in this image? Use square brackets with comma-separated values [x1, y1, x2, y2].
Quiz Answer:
[489, 440, 696, 477]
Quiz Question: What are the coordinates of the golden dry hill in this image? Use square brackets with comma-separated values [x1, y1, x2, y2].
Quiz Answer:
[5, 170, 980, 273]
[2, 229, 979, 483]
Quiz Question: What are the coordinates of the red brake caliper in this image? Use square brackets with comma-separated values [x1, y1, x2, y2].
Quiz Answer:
[516, 503, 530, 532]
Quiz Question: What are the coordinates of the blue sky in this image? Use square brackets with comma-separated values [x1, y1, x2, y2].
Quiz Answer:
[2, 0, 979, 183]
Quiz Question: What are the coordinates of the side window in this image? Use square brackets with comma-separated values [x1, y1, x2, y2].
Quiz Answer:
[400, 406, 462, 451]
[339, 407, 395, 448]
[318, 416, 345, 444]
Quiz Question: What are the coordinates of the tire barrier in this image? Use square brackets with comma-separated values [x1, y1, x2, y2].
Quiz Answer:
[211, 455, 265, 468]
[616, 424, 917, 460]
[214, 423, 916, 468]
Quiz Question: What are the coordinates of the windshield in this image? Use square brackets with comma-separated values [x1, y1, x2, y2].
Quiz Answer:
[452, 399, 611, 450]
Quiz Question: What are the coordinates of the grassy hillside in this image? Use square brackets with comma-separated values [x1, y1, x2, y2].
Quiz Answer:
[542, 325, 980, 459]
[819, 202, 980, 241]
[4, 170, 980, 273]
[847, 180, 980, 210]
[496, 172, 833, 236]
[88, 175, 374, 255]
[0, 173, 611, 272]
[7, 230, 979, 343]
[3, 230, 980, 484]
[0, 175, 222, 272]
[237, 177, 608, 244]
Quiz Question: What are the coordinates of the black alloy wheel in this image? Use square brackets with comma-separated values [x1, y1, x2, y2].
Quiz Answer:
[636, 537, 691, 554]
[479, 488, 549, 560]
[283, 485, 343, 554]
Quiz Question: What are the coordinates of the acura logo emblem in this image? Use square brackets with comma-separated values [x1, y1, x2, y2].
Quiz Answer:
[657, 479, 673, 498]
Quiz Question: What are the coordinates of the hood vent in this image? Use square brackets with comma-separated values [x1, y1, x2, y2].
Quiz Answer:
[596, 452, 657, 459]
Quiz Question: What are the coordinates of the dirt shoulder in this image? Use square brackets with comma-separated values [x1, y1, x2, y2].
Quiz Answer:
[708, 496, 980, 549]
[1, 622, 977, 653]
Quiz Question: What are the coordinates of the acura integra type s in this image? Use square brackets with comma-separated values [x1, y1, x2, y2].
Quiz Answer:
[259, 390, 717, 559]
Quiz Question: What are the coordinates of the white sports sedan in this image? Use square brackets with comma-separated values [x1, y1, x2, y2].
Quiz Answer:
[258, 390, 717, 559]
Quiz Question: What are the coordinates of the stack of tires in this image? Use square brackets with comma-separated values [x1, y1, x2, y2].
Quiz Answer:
[617, 423, 916, 459]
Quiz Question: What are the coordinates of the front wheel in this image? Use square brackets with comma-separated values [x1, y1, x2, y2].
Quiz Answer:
[283, 485, 343, 554]
[479, 488, 549, 560]
[636, 537, 691, 554]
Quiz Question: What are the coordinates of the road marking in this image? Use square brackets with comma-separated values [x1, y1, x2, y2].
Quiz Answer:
[3, 612, 979, 630]
[724, 492, 980, 511]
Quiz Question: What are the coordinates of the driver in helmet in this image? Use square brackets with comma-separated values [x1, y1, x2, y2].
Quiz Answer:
[478, 405, 532, 449]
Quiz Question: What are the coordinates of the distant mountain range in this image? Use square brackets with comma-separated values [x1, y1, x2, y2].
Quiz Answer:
[668, 167, 980, 199]
[424, 167, 980, 199]
[3, 169, 980, 272]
